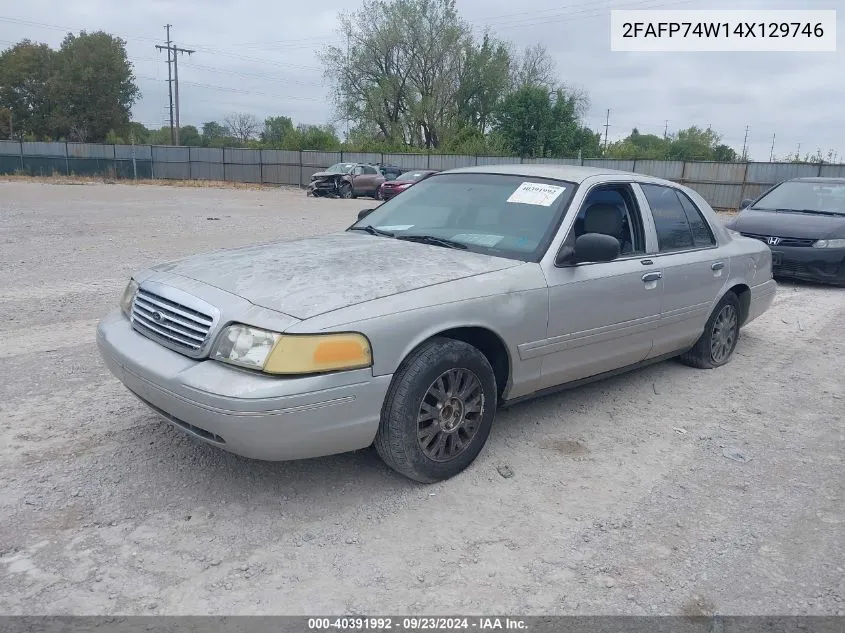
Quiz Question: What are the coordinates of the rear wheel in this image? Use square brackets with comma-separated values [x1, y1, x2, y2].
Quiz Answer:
[374, 337, 497, 483]
[679, 291, 741, 369]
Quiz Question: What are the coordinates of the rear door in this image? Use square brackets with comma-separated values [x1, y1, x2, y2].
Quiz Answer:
[637, 183, 727, 357]
[535, 182, 662, 389]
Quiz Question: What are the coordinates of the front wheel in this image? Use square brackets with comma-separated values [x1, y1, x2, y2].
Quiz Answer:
[339, 183, 353, 199]
[374, 338, 497, 483]
[679, 291, 741, 369]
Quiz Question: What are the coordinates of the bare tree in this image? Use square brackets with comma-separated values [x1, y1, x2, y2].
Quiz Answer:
[511, 43, 557, 90]
[224, 112, 260, 144]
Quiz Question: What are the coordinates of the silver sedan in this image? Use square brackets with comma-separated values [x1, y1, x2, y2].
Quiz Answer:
[96, 164, 777, 482]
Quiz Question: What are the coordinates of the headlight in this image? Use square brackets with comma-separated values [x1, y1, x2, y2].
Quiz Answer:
[212, 324, 372, 375]
[813, 238, 845, 249]
[120, 279, 139, 316]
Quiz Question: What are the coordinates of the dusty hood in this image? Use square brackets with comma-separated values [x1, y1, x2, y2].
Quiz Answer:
[151, 232, 523, 319]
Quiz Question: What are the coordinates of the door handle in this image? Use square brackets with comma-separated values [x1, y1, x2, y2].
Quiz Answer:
[711, 261, 725, 271]
[642, 271, 662, 282]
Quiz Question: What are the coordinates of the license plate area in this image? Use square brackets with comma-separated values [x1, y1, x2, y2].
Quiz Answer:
[771, 251, 782, 266]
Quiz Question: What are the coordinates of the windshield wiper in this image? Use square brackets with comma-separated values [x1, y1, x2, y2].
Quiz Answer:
[757, 207, 841, 216]
[348, 225, 395, 237]
[394, 234, 468, 250]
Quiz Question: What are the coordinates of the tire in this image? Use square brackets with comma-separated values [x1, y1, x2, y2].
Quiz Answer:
[374, 337, 497, 483]
[679, 291, 741, 369]
[339, 183, 353, 199]
[374, 188, 383, 200]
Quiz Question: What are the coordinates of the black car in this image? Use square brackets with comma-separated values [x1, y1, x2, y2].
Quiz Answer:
[725, 177, 845, 286]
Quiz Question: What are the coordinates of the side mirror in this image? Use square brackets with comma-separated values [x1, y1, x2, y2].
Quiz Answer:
[740, 198, 753, 209]
[556, 233, 620, 266]
[357, 208, 375, 220]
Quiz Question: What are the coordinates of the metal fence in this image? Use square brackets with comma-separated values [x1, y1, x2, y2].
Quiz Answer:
[2, 140, 845, 210]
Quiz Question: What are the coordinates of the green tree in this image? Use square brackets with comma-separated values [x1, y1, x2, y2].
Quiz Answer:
[48, 31, 139, 142]
[126, 122, 151, 144]
[0, 40, 55, 140]
[260, 115, 295, 146]
[179, 125, 202, 146]
[289, 124, 342, 151]
[454, 33, 512, 134]
[491, 85, 552, 158]
[320, 0, 475, 149]
[201, 121, 229, 146]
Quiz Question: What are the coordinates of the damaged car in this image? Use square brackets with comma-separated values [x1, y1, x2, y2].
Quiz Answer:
[306, 163, 385, 199]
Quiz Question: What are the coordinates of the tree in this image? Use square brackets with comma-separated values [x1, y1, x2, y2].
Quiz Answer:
[0, 40, 55, 140]
[320, 0, 476, 149]
[224, 112, 260, 144]
[510, 43, 557, 90]
[291, 124, 342, 151]
[454, 33, 512, 134]
[49, 31, 139, 141]
[201, 121, 229, 146]
[492, 85, 552, 158]
[126, 122, 151, 144]
[261, 115, 295, 146]
[179, 125, 202, 146]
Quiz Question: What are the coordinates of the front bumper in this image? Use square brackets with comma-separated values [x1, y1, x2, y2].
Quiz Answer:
[771, 246, 845, 286]
[96, 310, 392, 461]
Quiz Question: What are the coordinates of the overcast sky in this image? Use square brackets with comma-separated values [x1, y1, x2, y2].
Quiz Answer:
[1, 0, 841, 161]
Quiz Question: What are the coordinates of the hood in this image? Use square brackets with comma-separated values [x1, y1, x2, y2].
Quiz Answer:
[310, 171, 348, 180]
[151, 232, 523, 320]
[383, 179, 414, 186]
[731, 209, 845, 239]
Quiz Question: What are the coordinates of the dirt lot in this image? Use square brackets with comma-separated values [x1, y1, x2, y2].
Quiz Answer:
[0, 181, 843, 616]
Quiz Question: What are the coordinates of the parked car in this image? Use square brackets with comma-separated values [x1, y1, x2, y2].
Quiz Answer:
[379, 169, 439, 200]
[97, 165, 776, 483]
[726, 177, 845, 286]
[374, 163, 403, 181]
[306, 162, 385, 199]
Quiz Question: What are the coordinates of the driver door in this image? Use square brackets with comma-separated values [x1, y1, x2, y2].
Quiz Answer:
[534, 183, 662, 390]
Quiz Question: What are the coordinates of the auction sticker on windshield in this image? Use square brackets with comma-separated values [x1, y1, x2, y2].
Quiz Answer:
[452, 233, 504, 247]
[507, 182, 566, 206]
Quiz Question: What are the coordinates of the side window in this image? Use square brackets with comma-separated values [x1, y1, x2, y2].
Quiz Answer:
[677, 191, 716, 247]
[351, 166, 363, 175]
[364, 166, 378, 175]
[640, 184, 695, 252]
[571, 184, 646, 255]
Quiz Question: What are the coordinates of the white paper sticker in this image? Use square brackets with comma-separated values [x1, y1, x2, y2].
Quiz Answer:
[506, 182, 566, 206]
[376, 225, 414, 231]
[452, 233, 504, 247]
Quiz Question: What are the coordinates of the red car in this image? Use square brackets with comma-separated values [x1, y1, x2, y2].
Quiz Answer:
[378, 169, 438, 200]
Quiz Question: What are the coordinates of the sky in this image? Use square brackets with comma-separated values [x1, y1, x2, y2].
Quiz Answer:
[0, 0, 842, 162]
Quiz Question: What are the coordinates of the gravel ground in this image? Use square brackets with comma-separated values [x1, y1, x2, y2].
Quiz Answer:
[0, 181, 843, 616]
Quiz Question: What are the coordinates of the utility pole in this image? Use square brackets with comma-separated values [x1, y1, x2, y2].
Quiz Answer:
[664, 120, 669, 139]
[156, 26, 194, 145]
[741, 125, 750, 161]
[797, 142, 801, 160]
[769, 133, 776, 162]
[603, 109, 610, 151]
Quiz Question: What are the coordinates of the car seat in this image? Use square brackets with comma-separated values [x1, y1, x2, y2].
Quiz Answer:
[582, 203, 632, 253]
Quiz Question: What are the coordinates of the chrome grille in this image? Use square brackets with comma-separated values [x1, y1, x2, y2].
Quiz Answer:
[740, 232, 816, 247]
[131, 287, 214, 352]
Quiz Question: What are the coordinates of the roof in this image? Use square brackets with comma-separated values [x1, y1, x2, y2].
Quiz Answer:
[789, 177, 845, 183]
[443, 163, 639, 184]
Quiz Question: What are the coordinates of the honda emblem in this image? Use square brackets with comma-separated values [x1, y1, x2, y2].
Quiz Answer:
[767, 237, 781, 246]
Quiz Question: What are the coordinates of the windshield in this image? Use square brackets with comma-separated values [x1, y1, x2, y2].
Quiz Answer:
[397, 171, 428, 181]
[325, 163, 355, 174]
[349, 173, 576, 261]
[751, 181, 845, 215]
